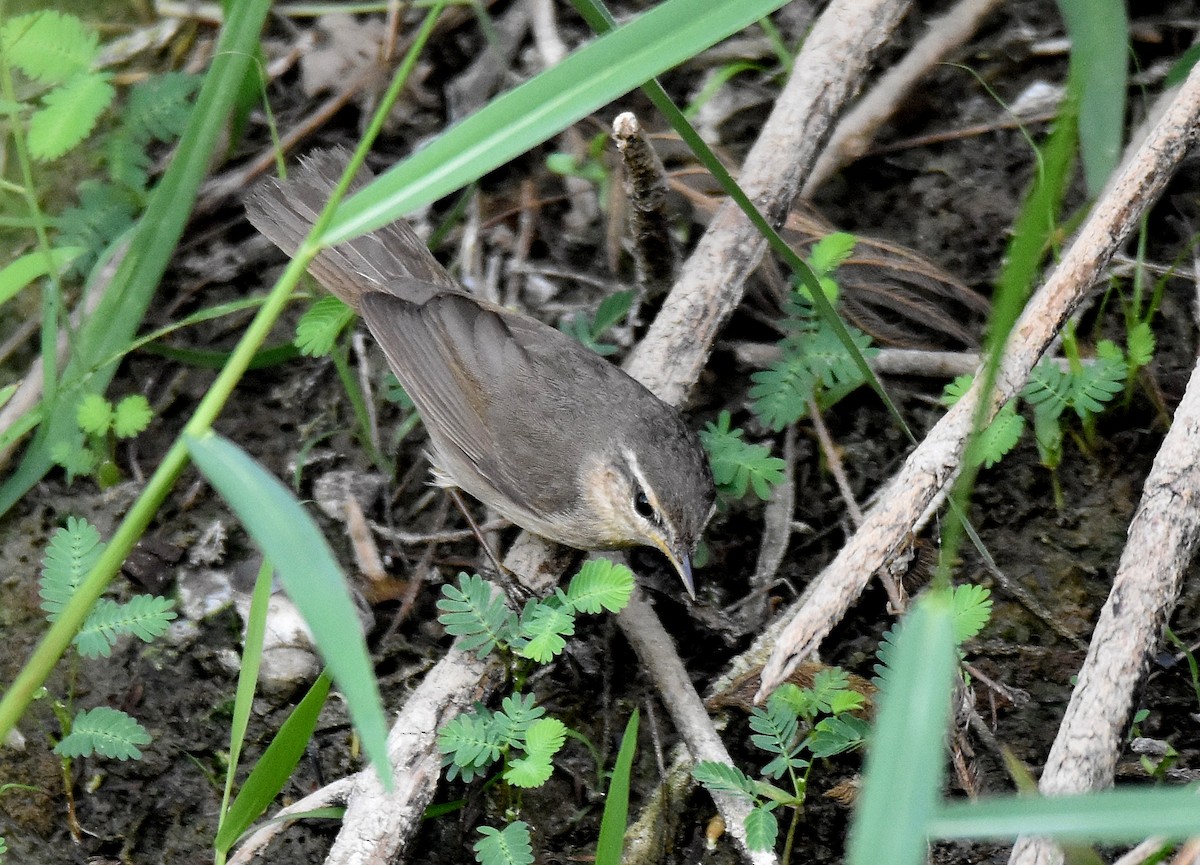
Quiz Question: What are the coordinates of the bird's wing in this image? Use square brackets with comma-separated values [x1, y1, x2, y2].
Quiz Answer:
[360, 290, 536, 503]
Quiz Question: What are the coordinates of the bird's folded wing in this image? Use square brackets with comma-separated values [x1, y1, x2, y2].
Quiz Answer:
[360, 291, 527, 500]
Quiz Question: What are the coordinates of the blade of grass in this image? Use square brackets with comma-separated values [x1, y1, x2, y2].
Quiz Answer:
[187, 431, 390, 787]
[0, 246, 83, 306]
[214, 672, 334, 856]
[1055, 0, 1127, 195]
[214, 557, 273, 864]
[324, 0, 790, 243]
[991, 77, 1079, 320]
[929, 787, 1200, 841]
[847, 592, 957, 865]
[595, 709, 639, 865]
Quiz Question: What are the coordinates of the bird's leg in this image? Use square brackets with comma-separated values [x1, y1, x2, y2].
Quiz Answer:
[445, 487, 533, 603]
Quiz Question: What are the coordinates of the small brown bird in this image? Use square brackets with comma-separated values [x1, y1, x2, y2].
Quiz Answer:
[246, 150, 715, 597]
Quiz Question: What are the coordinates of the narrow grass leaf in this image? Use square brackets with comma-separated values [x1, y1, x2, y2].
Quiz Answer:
[186, 432, 391, 786]
[929, 787, 1200, 841]
[595, 709, 638, 865]
[214, 671, 332, 853]
[847, 592, 958, 865]
[0, 247, 83, 306]
[326, 0, 788, 243]
[991, 84, 1078, 347]
[216, 558, 272, 853]
[1055, 0, 1127, 194]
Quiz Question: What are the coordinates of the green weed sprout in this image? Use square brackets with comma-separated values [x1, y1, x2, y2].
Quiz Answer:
[38, 516, 176, 761]
[546, 131, 613, 204]
[697, 584, 991, 857]
[700, 410, 786, 501]
[435, 560, 634, 863]
[873, 584, 992, 692]
[750, 232, 879, 431]
[563, 290, 635, 356]
[50, 393, 153, 487]
[941, 337, 1127, 500]
[693, 667, 870, 853]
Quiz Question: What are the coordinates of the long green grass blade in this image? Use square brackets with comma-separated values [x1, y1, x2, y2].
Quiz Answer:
[1055, 0, 1127, 195]
[929, 787, 1200, 841]
[214, 672, 334, 853]
[325, 0, 789, 243]
[595, 709, 639, 865]
[990, 87, 1079, 347]
[185, 432, 391, 788]
[847, 592, 957, 865]
[215, 558, 273, 862]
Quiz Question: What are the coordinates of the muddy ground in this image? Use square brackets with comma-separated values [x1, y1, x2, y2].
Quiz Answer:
[3, 1, 1200, 863]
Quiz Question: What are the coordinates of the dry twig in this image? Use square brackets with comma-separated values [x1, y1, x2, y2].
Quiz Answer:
[803, 0, 1005, 193]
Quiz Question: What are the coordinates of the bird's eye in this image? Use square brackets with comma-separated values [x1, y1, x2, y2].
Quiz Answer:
[634, 490, 655, 520]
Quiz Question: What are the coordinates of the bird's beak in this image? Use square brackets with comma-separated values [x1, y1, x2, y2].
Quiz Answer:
[654, 540, 696, 601]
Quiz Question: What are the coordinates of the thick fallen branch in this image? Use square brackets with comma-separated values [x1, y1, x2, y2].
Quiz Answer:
[1009, 345, 1200, 865]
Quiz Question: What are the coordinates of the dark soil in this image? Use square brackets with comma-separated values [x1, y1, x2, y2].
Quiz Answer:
[4, 1, 1200, 864]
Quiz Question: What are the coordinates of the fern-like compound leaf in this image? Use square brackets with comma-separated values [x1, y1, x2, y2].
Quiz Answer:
[493, 693, 544, 743]
[295, 296, 356, 357]
[515, 603, 575, 663]
[700, 410, 786, 499]
[40, 517, 106, 620]
[29, 73, 115, 162]
[504, 717, 566, 788]
[75, 595, 177, 658]
[436, 573, 515, 658]
[807, 715, 868, 758]
[691, 760, 760, 801]
[438, 710, 504, 781]
[473, 822, 534, 865]
[951, 584, 992, 644]
[744, 804, 780, 851]
[973, 403, 1025, 469]
[1, 11, 98, 85]
[55, 706, 150, 760]
[566, 559, 634, 614]
[124, 72, 200, 143]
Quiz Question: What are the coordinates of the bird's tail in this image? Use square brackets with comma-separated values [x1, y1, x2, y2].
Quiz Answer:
[244, 147, 456, 310]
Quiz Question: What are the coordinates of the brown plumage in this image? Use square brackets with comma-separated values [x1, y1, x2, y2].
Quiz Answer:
[246, 149, 715, 597]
